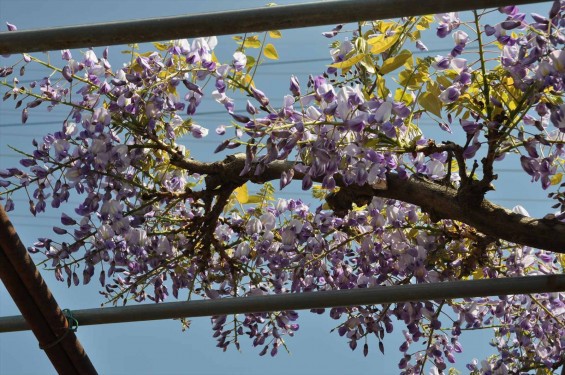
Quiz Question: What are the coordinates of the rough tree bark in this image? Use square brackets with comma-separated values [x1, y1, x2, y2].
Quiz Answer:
[170, 153, 565, 254]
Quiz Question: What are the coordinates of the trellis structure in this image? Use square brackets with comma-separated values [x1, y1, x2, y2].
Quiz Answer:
[1, 0, 564, 374]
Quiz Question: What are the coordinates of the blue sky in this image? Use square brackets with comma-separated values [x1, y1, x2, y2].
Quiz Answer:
[0, 1, 555, 374]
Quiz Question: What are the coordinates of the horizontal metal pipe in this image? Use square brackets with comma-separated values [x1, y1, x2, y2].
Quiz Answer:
[1, 275, 563, 333]
[0, 0, 548, 54]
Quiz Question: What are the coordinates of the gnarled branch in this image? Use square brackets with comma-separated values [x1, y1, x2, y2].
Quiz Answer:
[177, 153, 565, 254]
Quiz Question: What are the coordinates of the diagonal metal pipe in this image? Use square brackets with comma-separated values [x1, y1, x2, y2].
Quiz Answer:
[0, 250, 79, 374]
[0, 206, 97, 375]
[0, 0, 548, 54]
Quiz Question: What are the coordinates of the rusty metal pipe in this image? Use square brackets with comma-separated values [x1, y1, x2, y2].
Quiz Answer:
[0, 206, 97, 374]
[0, 250, 78, 374]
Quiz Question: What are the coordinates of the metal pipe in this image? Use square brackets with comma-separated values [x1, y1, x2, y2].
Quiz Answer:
[0, 206, 97, 374]
[1, 275, 563, 333]
[0, 0, 548, 54]
[0, 250, 79, 374]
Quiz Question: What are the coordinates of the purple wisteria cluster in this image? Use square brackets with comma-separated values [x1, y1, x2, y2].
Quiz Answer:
[1, 2, 565, 373]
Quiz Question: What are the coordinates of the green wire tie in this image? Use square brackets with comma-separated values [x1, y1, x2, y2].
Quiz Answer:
[39, 309, 79, 350]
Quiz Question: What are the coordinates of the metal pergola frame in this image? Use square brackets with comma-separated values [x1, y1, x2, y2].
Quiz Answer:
[0, 206, 97, 374]
[1, 1, 564, 374]
[1, 274, 564, 333]
[0, 0, 549, 54]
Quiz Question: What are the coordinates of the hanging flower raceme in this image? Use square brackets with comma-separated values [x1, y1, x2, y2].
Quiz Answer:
[1, 4, 565, 372]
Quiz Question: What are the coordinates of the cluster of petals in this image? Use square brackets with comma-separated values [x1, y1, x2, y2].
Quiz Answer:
[1, 4, 565, 372]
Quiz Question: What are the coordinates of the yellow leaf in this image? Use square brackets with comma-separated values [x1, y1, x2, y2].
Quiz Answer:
[418, 92, 443, 118]
[245, 55, 256, 69]
[153, 42, 170, 51]
[380, 50, 413, 75]
[269, 30, 282, 39]
[264, 43, 279, 60]
[376, 21, 397, 34]
[329, 53, 366, 69]
[243, 36, 261, 48]
[234, 184, 249, 204]
[360, 56, 376, 74]
[376, 75, 389, 98]
[450, 158, 459, 173]
[559, 254, 565, 272]
[472, 268, 484, 280]
[394, 88, 413, 105]
[247, 195, 263, 204]
[166, 84, 178, 96]
[416, 15, 434, 30]
[550, 172, 563, 186]
[352, 204, 368, 211]
[355, 37, 368, 54]
[244, 75, 254, 88]
[426, 81, 441, 97]
[436, 75, 452, 88]
[398, 70, 427, 91]
[368, 33, 400, 54]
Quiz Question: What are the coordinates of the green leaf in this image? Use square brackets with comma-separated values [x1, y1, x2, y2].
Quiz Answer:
[264, 43, 279, 60]
[418, 92, 443, 118]
[329, 53, 366, 69]
[368, 33, 399, 54]
[379, 50, 412, 75]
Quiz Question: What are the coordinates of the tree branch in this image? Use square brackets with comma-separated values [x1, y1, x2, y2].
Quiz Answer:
[176, 153, 565, 254]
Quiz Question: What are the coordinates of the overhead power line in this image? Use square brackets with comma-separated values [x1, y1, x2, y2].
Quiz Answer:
[0, 0, 548, 54]
[259, 48, 450, 67]
[0, 275, 563, 333]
